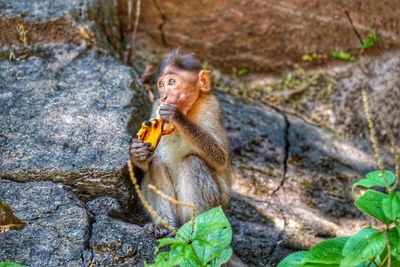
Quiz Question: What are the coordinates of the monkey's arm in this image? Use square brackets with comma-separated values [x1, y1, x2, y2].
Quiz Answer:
[160, 104, 228, 170]
[173, 113, 228, 171]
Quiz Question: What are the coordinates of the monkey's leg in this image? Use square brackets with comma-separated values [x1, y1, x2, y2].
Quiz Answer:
[175, 155, 221, 226]
[142, 156, 178, 237]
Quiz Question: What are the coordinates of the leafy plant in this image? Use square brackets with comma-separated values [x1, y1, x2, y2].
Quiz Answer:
[145, 207, 233, 267]
[281, 73, 293, 88]
[278, 91, 400, 267]
[237, 64, 250, 76]
[0, 263, 26, 267]
[330, 51, 356, 62]
[361, 29, 378, 50]
[278, 170, 400, 267]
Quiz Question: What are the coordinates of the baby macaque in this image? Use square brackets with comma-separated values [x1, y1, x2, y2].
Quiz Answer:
[130, 48, 231, 237]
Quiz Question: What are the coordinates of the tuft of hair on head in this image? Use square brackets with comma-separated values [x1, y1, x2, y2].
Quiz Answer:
[158, 47, 203, 76]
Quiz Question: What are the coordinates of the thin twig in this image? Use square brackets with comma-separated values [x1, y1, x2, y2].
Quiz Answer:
[148, 184, 197, 240]
[127, 160, 179, 237]
[345, 11, 363, 45]
[362, 91, 389, 190]
[140, 64, 155, 102]
[378, 112, 399, 189]
[130, 0, 141, 55]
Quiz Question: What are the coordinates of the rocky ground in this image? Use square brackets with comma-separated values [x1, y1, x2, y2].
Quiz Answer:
[1, 0, 399, 266]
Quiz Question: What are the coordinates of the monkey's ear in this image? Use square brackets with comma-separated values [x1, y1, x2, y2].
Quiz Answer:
[198, 70, 211, 93]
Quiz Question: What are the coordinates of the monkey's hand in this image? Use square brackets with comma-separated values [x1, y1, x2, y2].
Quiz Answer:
[158, 104, 183, 124]
[130, 139, 154, 169]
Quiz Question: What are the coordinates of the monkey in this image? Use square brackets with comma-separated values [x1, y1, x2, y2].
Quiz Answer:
[130, 48, 232, 237]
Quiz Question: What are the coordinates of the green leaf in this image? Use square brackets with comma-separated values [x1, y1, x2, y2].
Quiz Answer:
[277, 251, 307, 267]
[361, 30, 377, 50]
[208, 246, 233, 267]
[355, 190, 391, 224]
[147, 249, 185, 267]
[178, 207, 232, 266]
[282, 73, 293, 88]
[156, 237, 183, 251]
[387, 227, 400, 261]
[341, 228, 386, 267]
[303, 237, 349, 265]
[353, 170, 396, 190]
[194, 222, 230, 239]
[382, 191, 400, 221]
[331, 51, 356, 62]
[0, 263, 26, 267]
[238, 64, 250, 76]
[149, 207, 233, 267]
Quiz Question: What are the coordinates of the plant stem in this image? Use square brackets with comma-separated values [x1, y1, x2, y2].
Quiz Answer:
[148, 184, 197, 240]
[362, 91, 390, 191]
[344, 10, 364, 46]
[377, 112, 399, 190]
[127, 160, 180, 237]
[380, 254, 388, 267]
[367, 257, 377, 267]
[384, 227, 391, 267]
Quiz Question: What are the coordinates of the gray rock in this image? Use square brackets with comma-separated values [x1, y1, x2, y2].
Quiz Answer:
[87, 196, 123, 217]
[0, 179, 156, 267]
[0, 44, 149, 209]
[90, 216, 155, 266]
[0, 0, 94, 21]
[227, 197, 283, 267]
[219, 93, 287, 197]
[218, 92, 378, 265]
[0, 0, 121, 52]
[87, 197, 156, 266]
[330, 50, 400, 150]
[0, 179, 92, 266]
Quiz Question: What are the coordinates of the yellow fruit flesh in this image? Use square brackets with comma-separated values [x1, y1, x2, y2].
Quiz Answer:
[137, 118, 175, 148]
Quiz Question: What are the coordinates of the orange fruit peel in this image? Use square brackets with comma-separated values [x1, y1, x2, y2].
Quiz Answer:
[137, 118, 175, 148]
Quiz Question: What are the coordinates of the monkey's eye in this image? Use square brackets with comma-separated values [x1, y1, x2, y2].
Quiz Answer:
[158, 81, 164, 88]
[168, 78, 176, 86]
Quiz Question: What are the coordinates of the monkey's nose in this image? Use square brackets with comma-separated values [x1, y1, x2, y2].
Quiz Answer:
[162, 95, 168, 102]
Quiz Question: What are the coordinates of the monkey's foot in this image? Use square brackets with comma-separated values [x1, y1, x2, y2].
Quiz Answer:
[150, 224, 175, 239]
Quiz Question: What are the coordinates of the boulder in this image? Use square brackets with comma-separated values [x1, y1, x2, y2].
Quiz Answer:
[0, 0, 121, 53]
[219, 93, 376, 265]
[87, 197, 156, 266]
[0, 180, 155, 267]
[134, 0, 400, 73]
[0, 179, 92, 266]
[0, 43, 149, 210]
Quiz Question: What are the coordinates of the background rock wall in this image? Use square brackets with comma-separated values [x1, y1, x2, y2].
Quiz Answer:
[133, 0, 400, 73]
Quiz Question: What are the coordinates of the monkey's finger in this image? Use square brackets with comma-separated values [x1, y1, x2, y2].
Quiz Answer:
[135, 149, 153, 156]
[131, 143, 147, 149]
[137, 150, 151, 156]
[158, 112, 172, 121]
[136, 146, 153, 153]
[159, 103, 177, 109]
[131, 139, 143, 145]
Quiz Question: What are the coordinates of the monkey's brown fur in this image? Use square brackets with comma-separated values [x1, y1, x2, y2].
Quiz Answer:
[130, 49, 231, 230]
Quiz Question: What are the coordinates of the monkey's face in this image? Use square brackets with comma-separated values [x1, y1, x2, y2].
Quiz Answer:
[157, 66, 201, 115]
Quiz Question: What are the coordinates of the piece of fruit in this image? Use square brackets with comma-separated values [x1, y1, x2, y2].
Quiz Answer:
[137, 118, 175, 148]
